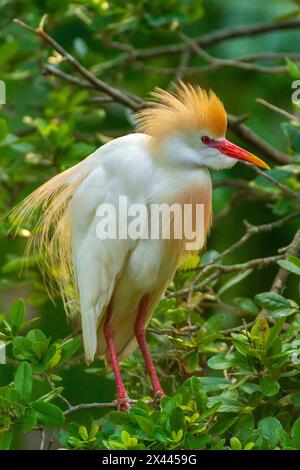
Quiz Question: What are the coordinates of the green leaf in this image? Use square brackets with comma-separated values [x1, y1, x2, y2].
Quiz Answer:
[281, 122, 300, 153]
[14, 362, 32, 402]
[269, 308, 298, 319]
[210, 415, 237, 435]
[108, 411, 129, 426]
[277, 257, 300, 277]
[133, 415, 155, 437]
[277, 428, 293, 449]
[12, 336, 35, 361]
[234, 297, 259, 315]
[78, 425, 89, 441]
[258, 417, 282, 448]
[33, 401, 65, 427]
[15, 409, 37, 432]
[260, 376, 280, 397]
[0, 428, 13, 450]
[234, 414, 254, 443]
[43, 343, 62, 370]
[168, 406, 186, 433]
[8, 299, 25, 334]
[286, 58, 300, 79]
[185, 434, 210, 450]
[59, 337, 81, 365]
[191, 376, 207, 412]
[0, 118, 8, 141]
[291, 392, 300, 406]
[250, 316, 269, 351]
[37, 387, 64, 403]
[197, 377, 230, 393]
[230, 436, 242, 450]
[266, 317, 286, 351]
[207, 355, 236, 370]
[291, 417, 300, 449]
[186, 351, 199, 373]
[255, 292, 296, 310]
[27, 329, 47, 343]
[218, 269, 253, 296]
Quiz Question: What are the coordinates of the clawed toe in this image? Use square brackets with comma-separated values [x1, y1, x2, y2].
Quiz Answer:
[117, 397, 132, 412]
[153, 389, 165, 408]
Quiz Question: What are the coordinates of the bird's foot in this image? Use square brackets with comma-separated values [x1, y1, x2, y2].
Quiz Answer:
[153, 389, 165, 408]
[116, 396, 132, 412]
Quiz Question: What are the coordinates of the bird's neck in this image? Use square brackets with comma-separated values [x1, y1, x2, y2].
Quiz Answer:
[150, 133, 204, 170]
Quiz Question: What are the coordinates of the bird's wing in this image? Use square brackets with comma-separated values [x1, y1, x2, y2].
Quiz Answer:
[70, 165, 141, 363]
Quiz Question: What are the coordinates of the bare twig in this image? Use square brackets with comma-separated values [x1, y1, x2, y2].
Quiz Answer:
[64, 398, 154, 415]
[175, 48, 192, 82]
[270, 228, 300, 294]
[221, 321, 255, 336]
[250, 165, 300, 202]
[46, 374, 72, 410]
[178, 32, 294, 74]
[256, 98, 300, 121]
[43, 65, 95, 89]
[148, 325, 199, 337]
[228, 114, 293, 165]
[131, 18, 300, 60]
[168, 254, 284, 298]
[40, 427, 46, 450]
[14, 18, 141, 111]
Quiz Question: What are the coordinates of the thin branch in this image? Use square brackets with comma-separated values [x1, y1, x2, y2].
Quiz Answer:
[168, 254, 284, 298]
[228, 114, 293, 165]
[270, 228, 300, 294]
[174, 48, 192, 81]
[235, 52, 300, 62]
[131, 18, 300, 60]
[46, 374, 72, 410]
[221, 321, 255, 336]
[64, 398, 154, 415]
[134, 62, 290, 75]
[250, 164, 300, 203]
[148, 325, 199, 337]
[179, 32, 293, 74]
[43, 65, 95, 89]
[256, 98, 300, 121]
[14, 18, 141, 111]
[40, 427, 46, 450]
[64, 402, 117, 414]
[215, 211, 300, 264]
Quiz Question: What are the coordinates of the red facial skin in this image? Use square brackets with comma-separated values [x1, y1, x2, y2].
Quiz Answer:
[201, 136, 270, 170]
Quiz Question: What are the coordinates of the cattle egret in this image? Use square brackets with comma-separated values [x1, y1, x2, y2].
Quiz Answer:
[13, 82, 270, 410]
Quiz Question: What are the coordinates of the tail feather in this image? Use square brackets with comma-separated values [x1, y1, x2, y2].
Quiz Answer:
[10, 163, 87, 315]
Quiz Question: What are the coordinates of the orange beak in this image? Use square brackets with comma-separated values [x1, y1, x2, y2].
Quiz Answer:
[214, 139, 270, 170]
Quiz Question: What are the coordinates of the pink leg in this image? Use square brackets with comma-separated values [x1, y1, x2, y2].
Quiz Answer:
[104, 301, 130, 411]
[135, 295, 165, 399]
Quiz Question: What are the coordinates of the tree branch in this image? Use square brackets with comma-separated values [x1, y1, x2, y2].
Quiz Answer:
[256, 98, 300, 121]
[228, 114, 293, 165]
[178, 32, 295, 75]
[270, 228, 300, 294]
[131, 18, 300, 60]
[14, 18, 141, 111]
[250, 165, 300, 203]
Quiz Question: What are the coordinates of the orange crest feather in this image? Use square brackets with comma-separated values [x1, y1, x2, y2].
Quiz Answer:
[136, 81, 227, 140]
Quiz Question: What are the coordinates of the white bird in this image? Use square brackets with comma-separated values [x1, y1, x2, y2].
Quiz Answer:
[13, 82, 269, 410]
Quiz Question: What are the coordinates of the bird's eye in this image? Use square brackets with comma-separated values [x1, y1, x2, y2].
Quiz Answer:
[201, 136, 211, 145]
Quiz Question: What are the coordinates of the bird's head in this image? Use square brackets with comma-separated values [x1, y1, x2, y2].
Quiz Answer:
[136, 82, 269, 171]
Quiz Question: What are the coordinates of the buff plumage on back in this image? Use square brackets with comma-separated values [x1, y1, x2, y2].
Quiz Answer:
[136, 81, 227, 140]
